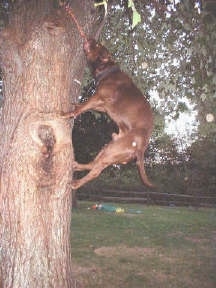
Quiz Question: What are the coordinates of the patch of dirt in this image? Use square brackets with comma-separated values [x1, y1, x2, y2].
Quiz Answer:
[168, 231, 184, 237]
[185, 236, 208, 244]
[211, 231, 216, 241]
[72, 264, 100, 288]
[94, 245, 155, 258]
[158, 253, 177, 264]
[153, 270, 175, 283]
[72, 264, 99, 276]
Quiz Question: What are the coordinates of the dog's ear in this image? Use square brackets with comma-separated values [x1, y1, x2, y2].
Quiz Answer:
[99, 48, 112, 63]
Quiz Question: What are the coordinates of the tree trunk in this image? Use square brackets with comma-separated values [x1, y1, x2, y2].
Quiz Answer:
[0, 0, 95, 287]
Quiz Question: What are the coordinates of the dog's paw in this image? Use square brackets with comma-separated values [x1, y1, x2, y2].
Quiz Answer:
[60, 111, 75, 119]
[72, 161, 79, 169]
[71, 180, 80, 190]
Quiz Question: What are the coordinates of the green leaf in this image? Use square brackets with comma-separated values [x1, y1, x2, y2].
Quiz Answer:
[128, 0, 141, 29]
[132, 10, 141, 29]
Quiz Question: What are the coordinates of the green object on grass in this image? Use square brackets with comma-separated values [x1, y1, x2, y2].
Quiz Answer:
[96, 204, 143, 214]
[100, 204, 117, 212]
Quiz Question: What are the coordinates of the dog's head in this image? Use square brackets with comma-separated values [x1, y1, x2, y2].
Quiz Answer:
[83, 39, 113, 68]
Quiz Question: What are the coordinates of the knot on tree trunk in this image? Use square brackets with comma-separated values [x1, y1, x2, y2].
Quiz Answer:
[38, 124, 56, 155]
[38, 124, 56, 172]
[28, 118, 70, 190]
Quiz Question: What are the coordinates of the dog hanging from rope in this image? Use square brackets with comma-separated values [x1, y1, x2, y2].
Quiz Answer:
[60, 1, 154, 190]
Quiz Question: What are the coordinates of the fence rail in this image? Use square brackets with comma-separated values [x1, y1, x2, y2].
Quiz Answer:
[77, 188, 216, 208]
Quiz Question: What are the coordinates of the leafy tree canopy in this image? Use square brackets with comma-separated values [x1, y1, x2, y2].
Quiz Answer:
[76, 0, 215, 193]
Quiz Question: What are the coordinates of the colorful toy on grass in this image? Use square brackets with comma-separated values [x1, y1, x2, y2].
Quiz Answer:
[90, 203, 142, 214]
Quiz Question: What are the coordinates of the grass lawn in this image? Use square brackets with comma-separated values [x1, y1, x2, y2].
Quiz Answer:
[71, 201, 216, 288]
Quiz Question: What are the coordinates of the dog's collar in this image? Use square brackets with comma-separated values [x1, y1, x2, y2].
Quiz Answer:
[95, 65, 120, 86]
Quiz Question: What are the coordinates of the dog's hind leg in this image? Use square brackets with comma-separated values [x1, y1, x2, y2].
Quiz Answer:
[73, 142, 115, 172]
[134, 134, 154, 188]
[73, 161, 93, 171]
[71, 135, 137, 189]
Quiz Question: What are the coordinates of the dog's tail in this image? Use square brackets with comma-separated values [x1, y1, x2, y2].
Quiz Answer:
[136, 149, 154, 188]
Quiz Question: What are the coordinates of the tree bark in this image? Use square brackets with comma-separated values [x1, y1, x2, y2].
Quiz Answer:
[0, 0, 96, 287]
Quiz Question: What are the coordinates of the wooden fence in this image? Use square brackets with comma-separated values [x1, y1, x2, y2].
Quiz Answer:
[77, 188, 216, 208]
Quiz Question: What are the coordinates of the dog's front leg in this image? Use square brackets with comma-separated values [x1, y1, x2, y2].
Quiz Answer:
[61, 104, 81, 118]
[62, 93, 105, 119]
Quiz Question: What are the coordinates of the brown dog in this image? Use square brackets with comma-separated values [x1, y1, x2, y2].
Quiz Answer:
[63, 39, 154, 189]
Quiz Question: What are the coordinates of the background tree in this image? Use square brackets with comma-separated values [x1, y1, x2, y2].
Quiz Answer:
[74, 0, 215, 197]
[0, 0, 98, 286]
[186, 132, 215, 197]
